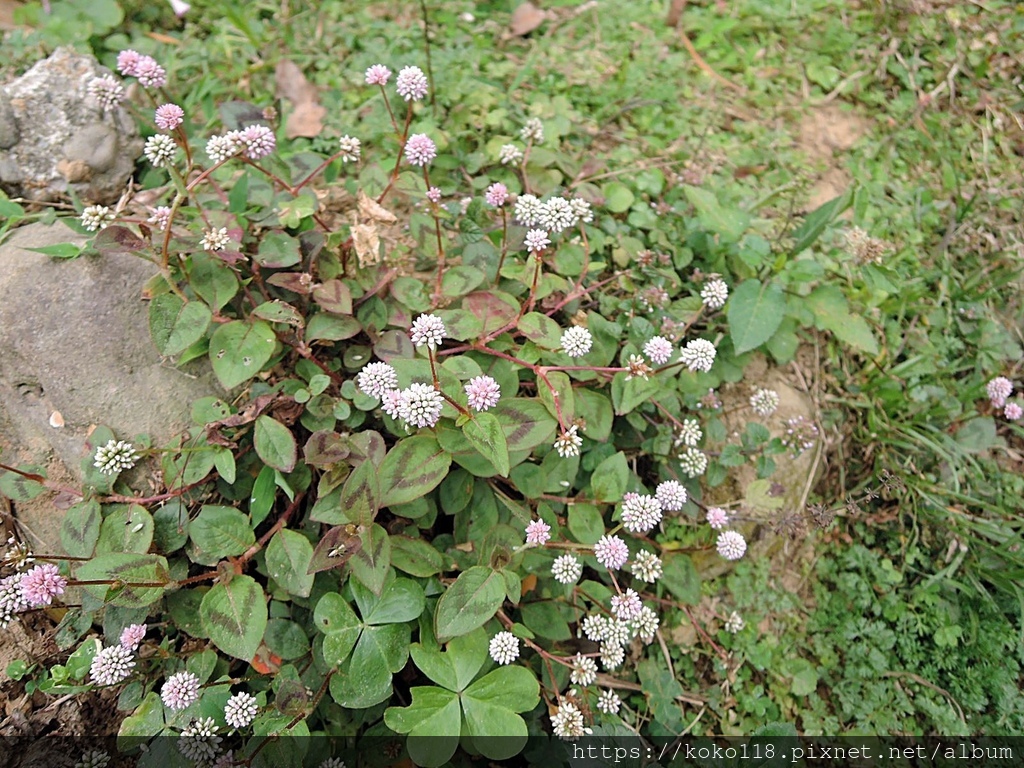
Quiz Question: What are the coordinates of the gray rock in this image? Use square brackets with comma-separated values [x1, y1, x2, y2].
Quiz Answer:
[0, 92, 18, 149]
[0, 48, 142, 203]
[0, 221, 221, 488]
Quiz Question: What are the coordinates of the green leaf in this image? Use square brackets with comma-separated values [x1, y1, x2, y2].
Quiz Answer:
[313, 279, 353, 314]
[785, 658, 819, 696]
[348, 524, 391, 595]
[313, 592, 361, 634]
[462, 413, 510, 477]
[745, 478, 786, 511]
[75, 554, 170, 608]
[60, 499, 101, 558]
[661, 553, 701, 605]
[330, 623, 409, 708]
[265, 529, 315, 597]
[463, 664, 540, 713]
[727, 279, 786, 354]
[493, 398, 558, 453]
[379, 435, 452, 508]
[190, 251, 239, 310]
[517, 312, 563, 347]
[340, 458, 380, 526]
[384, 687, 461, 768]
[805, 285, 879, 354]
[602, 181, 634, 213]
[255, 231, 301, 268]
[391, 535, 446, 577]
[411, 628, 488, 693]
[190, 505, 255, 559]
[254, 415, 297, 472]
[200, 575, 268, 662]
[434, 566, 506, 641]
[610, 371, 661, 415]
[26, 242, 83, 259]
[537, 371, 575, 422]
[684, 185, 750, 242]
[590, 452, 629, 502]
[252, 300, 303, 327]
[149, 294, 212, 357]
[249, 464, 277, 527]
[95, 504, 153, 555]
[638, 658, 685, 731]
[576, 389, 613, 441]
[208, 320, 277, 389]
[521, 601, 571, 641]
[305, 313, 361, 342]
[567, 503, 605, 545]
[363, 578, 425, 625]
[789, 190, 852, 255]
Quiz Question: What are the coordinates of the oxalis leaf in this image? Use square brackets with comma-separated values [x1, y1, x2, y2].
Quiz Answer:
[434, 566, 505, 642]
[208, 320, 277, 389]
[254, 415, 297, 472]
[200, 575, 268, 662]
[462, 413, 510, 477]
[727, 279, 785, 354]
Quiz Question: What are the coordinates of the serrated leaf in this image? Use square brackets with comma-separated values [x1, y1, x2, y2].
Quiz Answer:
[208, 320, 277, 389]
[684, 185, 750, 242]
[200, 575, 267, 661]
[805, 285, 879, 354]
[254, 415, 297, 472]
[789, 190, 852, 255]
[727, 279, 786, 354]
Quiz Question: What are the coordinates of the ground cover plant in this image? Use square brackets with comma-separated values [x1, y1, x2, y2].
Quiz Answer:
[1, 0, 1022, 763]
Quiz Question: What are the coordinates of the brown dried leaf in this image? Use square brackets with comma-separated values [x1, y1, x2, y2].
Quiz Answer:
[275, 60, 325, 139]
[351, 223, 380, 267]
[275, 60, 318, 104]
[286, 101, 326, 139]
[510, 2, 545, 36]
[357, 191, 398, 224]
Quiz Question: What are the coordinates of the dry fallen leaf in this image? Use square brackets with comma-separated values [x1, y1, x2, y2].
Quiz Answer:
[357, 191, 397, 224]
[510, 1, 545, 36]
[275, 60, 325, 139]
[351, 223, 381, 267]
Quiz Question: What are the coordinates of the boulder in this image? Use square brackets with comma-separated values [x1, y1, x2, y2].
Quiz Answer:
[0, 48, 142, 204]
[0, 222, 220, 552]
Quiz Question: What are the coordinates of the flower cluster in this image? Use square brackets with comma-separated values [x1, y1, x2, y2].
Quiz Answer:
[162, 670, 201, 710]
[204, 124, 276, 164]
[116, 50, 166, 88]
[488, 631, 520, 665]
[750, 388, 781, 417]
[87, 75, 124, 111]
[986, 376, 1021, 420]
[514, 193, 591, 232]
[90, 644, 136, 686]
[560, 326, 592, 358]
[81, 205, 115, 232]
[781, 415, 818, 456]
